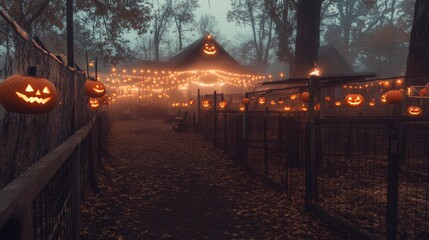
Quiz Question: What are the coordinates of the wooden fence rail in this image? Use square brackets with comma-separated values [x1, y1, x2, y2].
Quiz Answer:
[0, 112, 109, 240]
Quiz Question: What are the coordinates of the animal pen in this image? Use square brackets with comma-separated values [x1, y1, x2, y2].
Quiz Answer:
[193, 74, 429, 240]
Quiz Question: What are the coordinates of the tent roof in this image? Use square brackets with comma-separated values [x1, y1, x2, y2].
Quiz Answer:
[168, 35, 244, 72]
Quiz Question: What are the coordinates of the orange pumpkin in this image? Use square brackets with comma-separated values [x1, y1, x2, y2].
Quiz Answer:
[219, 100, 227, 109]
[242, 97, 250, 106]
[0, 66, 58, 114]
[202, 99, 210, 108]
[345, 93, 364, 107]
[258, 97, 266, 104]
[189, 99, 195, 105]
[335, 101, 341, 106]
[385, 90, 403, 104]
[84, 78, 106, 97]
[203, 43, 216, 55]
[300, 92, 309, 102]
[324, 96, 331, 102]
[88, 97, 100, 109]
[407, 106, 422, 116]
[419, 88, 428, 96]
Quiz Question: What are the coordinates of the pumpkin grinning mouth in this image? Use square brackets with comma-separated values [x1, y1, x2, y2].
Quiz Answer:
[16, 92, 51, 104]
[93, 88, 105, 93]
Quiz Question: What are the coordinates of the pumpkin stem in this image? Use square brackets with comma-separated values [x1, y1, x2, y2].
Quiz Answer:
[26, 66, 37, 76]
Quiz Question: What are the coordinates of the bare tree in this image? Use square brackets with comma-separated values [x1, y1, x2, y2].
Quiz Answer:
[197, 14, 220, 37]
[152, 0, 172, 61]
[406, 0, 429, 83]
[227, 0, 274, 68]
[171, 0, 199, 50]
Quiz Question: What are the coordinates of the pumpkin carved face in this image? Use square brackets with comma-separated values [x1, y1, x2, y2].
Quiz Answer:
[258, 97, 266, 104]
[202, 99, 210, 108]
[203, 43, 216, 55]
[0, 69, 58, 114]
[84, 79, 106, 97]
[407, 106, 422, 116]
[219, 100, 227, 108]
[284, 106, 291, 111]
[88, 98, 100, 109]
[345, 94, 364, 107]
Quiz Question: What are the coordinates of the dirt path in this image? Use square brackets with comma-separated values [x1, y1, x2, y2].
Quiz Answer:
[80, 119, 348, 240]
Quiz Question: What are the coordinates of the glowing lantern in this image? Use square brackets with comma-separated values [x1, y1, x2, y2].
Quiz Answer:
[301, 104, 308, 111]
[219, 100, 227, 109]
[345, 93, 364, 107]
[407, 106, 422, 116]
[284, 106, 291, 111]
[335, 101, 341, 106]
[258, 97, 266, 104]
[270, 100, 276, 105]
[84, 78, 106, 97]
[189, 99, 195, 105]
[324, 96, 331, 102]
[309, 66, 320, 76]
[290, 94, 297, 100]
[88, 98, 100, 109]
[203, 43, 217, 55]
[300, 92, 309, 102]
[242, 97, 250, 106]
[0, 66, 58, 114]
[381, 94, 387, 103]
[385, 90, 403, 104]
[202, 99, 210, 108]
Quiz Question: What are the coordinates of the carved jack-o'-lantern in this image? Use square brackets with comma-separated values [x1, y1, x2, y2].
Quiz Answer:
[239, 105, 245, 112]
[381, 94, 387, 103]
[407, 106, 422, 116]
[284, 106, 291, 111]
[301, 104, 308, 111]
[345, 93, 364, 107]
[242, 97, 250, 106]
[219, 100, 227, 109]
[189, 99, 195, 105]
[258, 97, 266, 104]
[369, 99, 376, 107]
[300, 92, 309, 102]
[335, 101, 341, 106]
[203, 43, 217, 55]
[202, 99, 210, 108]
[278, 99, 284, 104]
[270, 100, 276, 105]
[84, 78, 106, 97]
[385, 90, 403, 104]
[88, 97, 100, 109]
[0, 66, 58, 114]
[290, 94, 297, 100]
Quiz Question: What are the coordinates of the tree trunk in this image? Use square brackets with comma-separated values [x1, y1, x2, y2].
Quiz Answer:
[406, 0, 429, 84]
[293, 0, 322, 77]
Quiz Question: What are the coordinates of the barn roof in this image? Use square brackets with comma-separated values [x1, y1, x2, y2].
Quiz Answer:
[168, 35, 244, 72]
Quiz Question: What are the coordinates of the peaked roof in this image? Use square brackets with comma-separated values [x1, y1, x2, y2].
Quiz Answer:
[168, 35, 244, 72]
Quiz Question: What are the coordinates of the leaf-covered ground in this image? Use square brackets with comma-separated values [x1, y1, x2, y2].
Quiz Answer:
[80, 119, 350, 239]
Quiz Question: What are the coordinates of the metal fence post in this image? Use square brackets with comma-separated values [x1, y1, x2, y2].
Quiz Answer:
[213, 91, 217, 149]
[386, 121, 400, 240]
[306, 76, 318, 211]
[264, 107, 269, 175]
[243, 93, 249, 165]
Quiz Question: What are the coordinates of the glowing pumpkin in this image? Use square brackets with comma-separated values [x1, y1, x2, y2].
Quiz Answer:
[202, 99, 210, 108]
[301, 104, 308, 111]
[270, 100, 276, 105]
[335, 101, 341, 106]
[84, 78, 106, 97]
[407, 106, 422, 116]
[385, 90, 403, 104]
[381, 94, 387, 103]
[88, 98, 100, 109]
[290, 94, 297, 100]
[219, 100, 227, 109]
[242, 97, 250, 106]
[345, 94, 364, 107]
[300, 92, 309, 102]
[369, 99, 376, 106]
[0, 66, 58, 114]
[239, 105, 245, 112]
[258, 97, 266, 104]
[278, 99, 284, 104]
[203, 43, 216, 55]
[284, 106, 291, 111]
[189, 99, 195, 105]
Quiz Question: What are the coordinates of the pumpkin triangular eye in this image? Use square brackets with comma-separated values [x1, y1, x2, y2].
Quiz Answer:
[348, 97, 352, 101]
[26, 84, 34, 92]
[43, 86, 50, 94]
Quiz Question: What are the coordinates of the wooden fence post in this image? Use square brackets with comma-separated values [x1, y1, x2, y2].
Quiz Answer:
[71, 145, 81, 240]
[213, 91, 217, 149]
[264, 107, 269, 175]
[0, 206, 32, 240]
[88, 123, 99, 193]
